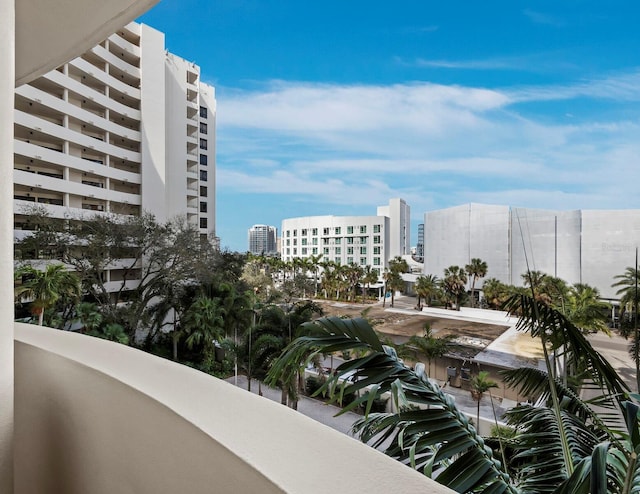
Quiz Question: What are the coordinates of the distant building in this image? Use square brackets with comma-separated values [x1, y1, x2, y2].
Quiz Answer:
[248, 225, 277, 255]
[416, 223, 424, 261]
[423, 203, 640, 300]
[281, 198, 410, 277]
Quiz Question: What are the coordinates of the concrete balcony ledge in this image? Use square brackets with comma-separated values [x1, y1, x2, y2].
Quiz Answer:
[15, 323, 448, 494]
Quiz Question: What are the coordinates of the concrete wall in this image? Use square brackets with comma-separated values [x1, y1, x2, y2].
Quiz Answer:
[14, 324, 448, 493]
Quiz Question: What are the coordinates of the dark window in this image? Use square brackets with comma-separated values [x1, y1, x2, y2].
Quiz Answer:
[200, 217, 207, 229]
[200, 202, 207, 213]
[200, 186, 207, 197]
[199, 138, 207, 150]
[199, 154, 207, 166]
[200, 170, 207, 181]
[200, 122, 208, 134]
[199, 106, 207, 118]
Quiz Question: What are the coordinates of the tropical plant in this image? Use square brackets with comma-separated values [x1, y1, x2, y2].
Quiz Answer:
[362, 265, 379, 303]
[400, 323, 453, 376]
[481, 277, 510, 309]
[442, 265, 468, 310]
[14, 263, 81, 325]
[470, 371, 498, 428]
[613, 266, 640, 329]
[563, 283, 611, 335]
[182, 295, 225, 352]
[414, 274, 440, 308]
[268, 293, 638, 493]
[465, 258, 488, 308]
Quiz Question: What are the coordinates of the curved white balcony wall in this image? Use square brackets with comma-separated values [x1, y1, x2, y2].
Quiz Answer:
[69, 57, 141, 99]
[90, 45, 141, 81]
[14, 324, 445, 494]
[44, 71, 142, 121]
[15, 141, 141, 184]
[15, 110, 141, 163]
[107, 33, 141, 59]
[14, 170, 141, 206]
[16, 85, 141, 142]
[15, 0, 157, 86]
[103, 279, 140, 292]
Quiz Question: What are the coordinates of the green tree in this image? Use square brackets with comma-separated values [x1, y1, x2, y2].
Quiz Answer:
[268, 297, 634, 493]
[442, 265, 468, 310]
[182, 295, 225, 353]
[414, 274, 439, 308]
[14, 263, 81, 325]
[470, 370, 498, 428]
[481, 277, 509, 309]
[465, 258, 488, 308]
[613, 266, 640, 329]
[400, 323, 452, 376]
[361, 265, 378, 303]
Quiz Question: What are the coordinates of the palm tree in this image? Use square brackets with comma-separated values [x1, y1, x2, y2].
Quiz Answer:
[414, 274, 439, 308]
[308, 253, 323, 297]
[470, 370, 498, 427]
[182, 295, 225, 352]
[361, 265, 378, 303]
[564, 283, 610, 335]
[400, 323, 452, 376]
[442, 265, 467, 310]
[267, 297, 635, 493]
[15, 264, 81, 325]
[465, 258, 488, 308]
[481, 277, 508, 309]
[613, 266, 640, 329]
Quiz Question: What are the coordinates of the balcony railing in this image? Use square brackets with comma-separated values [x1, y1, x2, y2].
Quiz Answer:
[14, 323, 446, 494]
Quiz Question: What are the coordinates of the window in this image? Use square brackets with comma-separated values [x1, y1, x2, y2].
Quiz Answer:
[312, 238, 318, 245]
[373, 235, 381, 244]
[286, 230, 290, 237]
[312, 228, 318, 236]
[347, 237, 354, 244]
[200, 122, 208, 134]
[293, 239, 297, 246]
[312, 248, 318, 255]
[200, 218, 207, 229]
[200, 170, 208, 181]
[323, 238, 329, 245]
[200, 201, 207, 213]
[286, 248, 290, 255]
[302, 248, 307, 255]
[360, 257, 366, 265]
[360, 226, 367, 234]
[335, 227, 341, 234]
[302, 229, 308, 236]
[373, 257, 381, 266]
[347, 247, 354, 255]
[293, 248, 297, 255]
[286, 239, 290, 246]
[199, 106, 207, 118]
[323, 227, 330, 235]
[302, 238, 307, 246]
[200, 138, 207, 150]
[373, 246, 380, 255]
[360, 247, 367, 255]
[323, 248, 329, 255]
[335, 237, 341, 245]
[200, 154, 207, 165]
[347, 226, 354, 234]
[200, 186, 207, 197]
[373, 224, 381, 233]
[347, 257, 354, 265]
[293, 229, 297, 236]
[335, 247, 341, 255]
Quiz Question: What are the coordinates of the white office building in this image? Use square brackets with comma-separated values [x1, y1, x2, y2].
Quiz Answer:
[423, 203, 640, 300]
[13, 22, 216, 251]
[248, 224, 277, 255]
[281, 198, 410, 276]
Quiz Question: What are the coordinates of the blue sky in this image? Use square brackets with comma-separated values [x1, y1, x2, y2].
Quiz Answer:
[139, 1, 640, 252]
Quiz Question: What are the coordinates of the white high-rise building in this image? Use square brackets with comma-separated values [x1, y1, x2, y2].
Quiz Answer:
[13, 22, 216, 248]
[248, 225, 277, 255]
[281, 198, 410, 277]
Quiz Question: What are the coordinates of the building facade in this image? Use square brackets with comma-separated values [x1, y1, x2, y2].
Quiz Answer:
[13, 22, 216, 245]
[248, 224, 277, 255]
[416, 223, 424, 261]
[423, 203, 640, 300]
[281, 198, 410, 276]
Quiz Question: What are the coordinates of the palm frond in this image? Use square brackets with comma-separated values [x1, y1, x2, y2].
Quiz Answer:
[267, 317, 515, 494]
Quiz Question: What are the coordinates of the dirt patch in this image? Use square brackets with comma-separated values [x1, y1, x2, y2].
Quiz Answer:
[316, 300, 509, 345]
